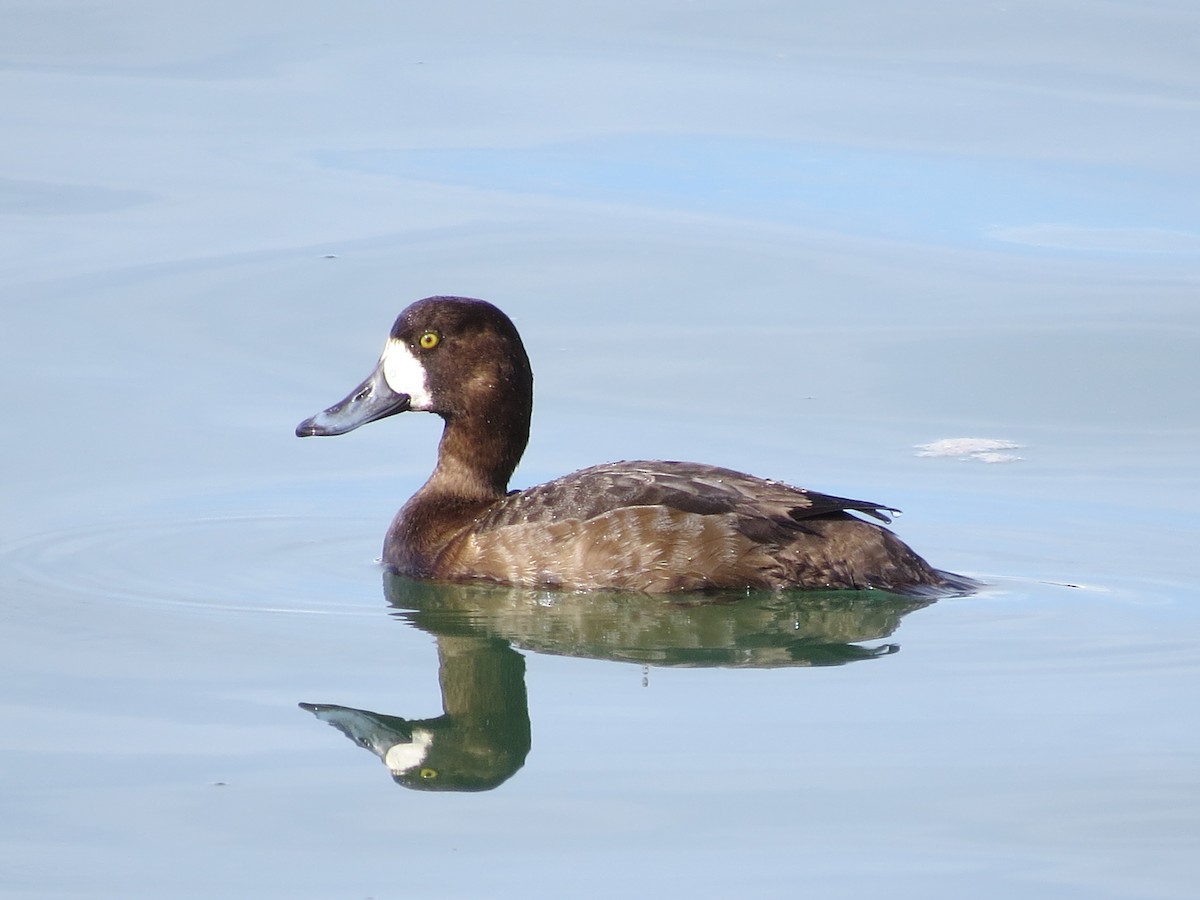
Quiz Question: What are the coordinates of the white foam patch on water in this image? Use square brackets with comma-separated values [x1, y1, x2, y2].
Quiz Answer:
[915, 438, 1023, 463]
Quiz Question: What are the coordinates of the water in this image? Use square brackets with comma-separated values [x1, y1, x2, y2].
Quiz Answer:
[2, 3, 1199, 898]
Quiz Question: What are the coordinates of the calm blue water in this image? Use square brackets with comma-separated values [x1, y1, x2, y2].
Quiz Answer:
[2, 3, 1199, 898]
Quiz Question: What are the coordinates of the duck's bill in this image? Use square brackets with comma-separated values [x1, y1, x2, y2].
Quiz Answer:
[296, 363, 411, 437]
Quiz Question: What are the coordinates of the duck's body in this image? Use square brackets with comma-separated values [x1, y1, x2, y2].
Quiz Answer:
[298, 297, 969, 595]
[388, 460, 949, 593]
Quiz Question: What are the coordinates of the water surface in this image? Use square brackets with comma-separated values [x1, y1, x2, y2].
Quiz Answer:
[2, 3, 1198, 898]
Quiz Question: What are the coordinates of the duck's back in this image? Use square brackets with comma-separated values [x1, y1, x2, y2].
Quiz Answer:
[410, 461, 953, 594]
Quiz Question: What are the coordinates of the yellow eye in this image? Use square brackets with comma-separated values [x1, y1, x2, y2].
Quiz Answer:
[418, 331, 440, 350]
[419, 767, 438, 780]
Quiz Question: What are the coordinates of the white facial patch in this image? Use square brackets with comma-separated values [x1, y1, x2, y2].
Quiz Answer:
[380, 338, 433, 411]
[383, 728, 434, 775]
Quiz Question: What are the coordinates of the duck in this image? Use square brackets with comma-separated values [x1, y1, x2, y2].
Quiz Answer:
[296, 296, 971, 595]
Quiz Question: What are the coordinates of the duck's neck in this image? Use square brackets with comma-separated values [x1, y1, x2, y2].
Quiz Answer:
[421, 408, 530, 503]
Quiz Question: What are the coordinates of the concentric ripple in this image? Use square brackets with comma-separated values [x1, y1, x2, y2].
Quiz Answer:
[0, 513, 385, 617]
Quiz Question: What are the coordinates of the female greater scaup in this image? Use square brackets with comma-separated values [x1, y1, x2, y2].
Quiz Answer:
[297, 296, 971, 594]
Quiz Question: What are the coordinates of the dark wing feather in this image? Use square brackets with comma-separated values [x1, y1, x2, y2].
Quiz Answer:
[479, 460, 897, 533]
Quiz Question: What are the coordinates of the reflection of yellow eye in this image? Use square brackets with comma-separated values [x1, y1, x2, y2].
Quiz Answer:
[418, 332, 440, 350]
[419, 768, 438, 780]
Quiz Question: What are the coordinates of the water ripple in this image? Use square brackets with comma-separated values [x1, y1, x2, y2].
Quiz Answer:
[0, 514, 383, 617]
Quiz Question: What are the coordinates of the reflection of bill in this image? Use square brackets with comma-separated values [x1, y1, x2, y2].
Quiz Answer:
[300, 574, 940, 792]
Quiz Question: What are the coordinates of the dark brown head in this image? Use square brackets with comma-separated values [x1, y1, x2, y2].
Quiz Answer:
[296, 296, 534, 493]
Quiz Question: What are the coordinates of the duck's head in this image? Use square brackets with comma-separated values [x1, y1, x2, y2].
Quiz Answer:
[296, 296, 533, 439]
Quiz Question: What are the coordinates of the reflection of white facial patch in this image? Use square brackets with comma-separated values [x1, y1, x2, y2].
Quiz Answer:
[383, 728, 433, 775]
[381, 339, 432, 410]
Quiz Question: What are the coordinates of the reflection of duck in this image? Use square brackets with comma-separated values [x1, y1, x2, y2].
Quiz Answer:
[296, 296, 974, 595]
[302, 634, 530, 792]
[301, 575, 937, 792]
[383, 574, 936, 668]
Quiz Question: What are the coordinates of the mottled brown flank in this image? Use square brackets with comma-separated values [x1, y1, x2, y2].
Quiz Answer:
[389, 461, 946, 592]
[328, 297, 967, 594]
